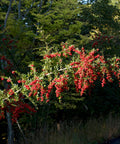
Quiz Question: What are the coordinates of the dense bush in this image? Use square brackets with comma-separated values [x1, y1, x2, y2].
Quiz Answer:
[0, 0, 120, 143]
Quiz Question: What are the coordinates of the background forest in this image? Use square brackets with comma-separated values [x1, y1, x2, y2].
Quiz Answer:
[0, 0, 120, 144]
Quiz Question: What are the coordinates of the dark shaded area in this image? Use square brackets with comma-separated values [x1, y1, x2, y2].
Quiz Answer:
[0, 119, 7, 144]
[101, 136, 120, 144]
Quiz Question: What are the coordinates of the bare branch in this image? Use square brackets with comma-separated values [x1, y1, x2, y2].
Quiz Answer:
[16, 119, 27, 144]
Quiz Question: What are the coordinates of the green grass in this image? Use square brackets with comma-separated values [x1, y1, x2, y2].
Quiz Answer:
[17, 113, 120, 144]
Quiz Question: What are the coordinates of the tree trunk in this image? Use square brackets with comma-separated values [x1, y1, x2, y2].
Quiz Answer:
[18, 0, 21, 19]
[1, 58, 14, 144]
[4, 0, 13, 29]
[6, 111, 14, 144]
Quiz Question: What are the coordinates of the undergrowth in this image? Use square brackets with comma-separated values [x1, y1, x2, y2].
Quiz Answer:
[16, 113, 120, 144]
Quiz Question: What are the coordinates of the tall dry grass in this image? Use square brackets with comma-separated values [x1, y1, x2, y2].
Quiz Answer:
[17, 113, 120, 144]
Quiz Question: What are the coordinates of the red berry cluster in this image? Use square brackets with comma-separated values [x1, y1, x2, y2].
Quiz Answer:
[91, 34, 114, 48]
[0, 55, 13, 72]
[0, 101, 36, 123]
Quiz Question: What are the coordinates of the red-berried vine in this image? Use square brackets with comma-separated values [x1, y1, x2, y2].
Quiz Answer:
[0, 39, 120, 123]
